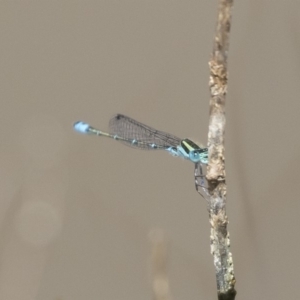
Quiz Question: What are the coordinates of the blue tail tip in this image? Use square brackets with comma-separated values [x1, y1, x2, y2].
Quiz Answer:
[73, 121, 90, 134]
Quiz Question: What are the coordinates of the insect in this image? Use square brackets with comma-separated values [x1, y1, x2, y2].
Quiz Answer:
[74, 114, 208, 196]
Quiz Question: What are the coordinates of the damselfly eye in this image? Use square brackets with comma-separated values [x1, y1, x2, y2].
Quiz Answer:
[189, 151, 200, 162]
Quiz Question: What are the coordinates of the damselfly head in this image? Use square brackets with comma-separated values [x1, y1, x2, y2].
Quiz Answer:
[180, 139, 208, 164]
[189, 148, 208, 164]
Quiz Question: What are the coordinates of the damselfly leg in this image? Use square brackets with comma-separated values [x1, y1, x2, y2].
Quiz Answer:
[194, 162, 209, 199]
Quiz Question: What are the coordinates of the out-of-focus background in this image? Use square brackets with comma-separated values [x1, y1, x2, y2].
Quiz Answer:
[0, 1, 299, 299]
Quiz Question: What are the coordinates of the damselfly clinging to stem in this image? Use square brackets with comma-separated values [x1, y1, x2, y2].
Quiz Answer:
[74, 114, 208, 196]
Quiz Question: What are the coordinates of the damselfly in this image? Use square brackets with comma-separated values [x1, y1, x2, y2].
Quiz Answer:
[74, 114, 208, 196]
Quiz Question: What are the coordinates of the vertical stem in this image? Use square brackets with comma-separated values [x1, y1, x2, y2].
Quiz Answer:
[149, 230, 171, 300]
[206, 0, 236, 299]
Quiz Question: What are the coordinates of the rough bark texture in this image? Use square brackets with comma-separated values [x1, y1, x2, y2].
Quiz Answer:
[206, 0, 236, 299]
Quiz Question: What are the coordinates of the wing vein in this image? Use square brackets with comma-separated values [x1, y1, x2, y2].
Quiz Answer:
[108, 114, 182, 150]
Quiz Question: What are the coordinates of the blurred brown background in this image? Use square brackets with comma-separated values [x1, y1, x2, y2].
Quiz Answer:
[0, 1, 299, 299]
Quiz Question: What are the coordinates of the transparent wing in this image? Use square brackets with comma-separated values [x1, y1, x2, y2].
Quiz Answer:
[108, 114, 182, 150]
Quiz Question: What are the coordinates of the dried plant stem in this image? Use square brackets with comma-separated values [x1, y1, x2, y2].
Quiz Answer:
[206, 0, 236, 299]
[149, 230, 171, 300]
